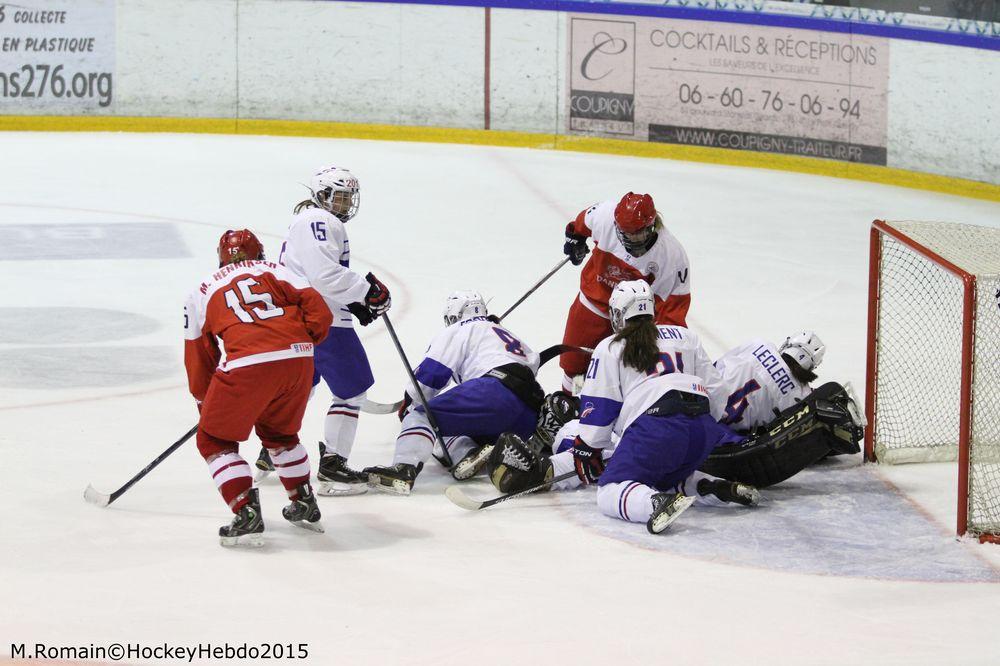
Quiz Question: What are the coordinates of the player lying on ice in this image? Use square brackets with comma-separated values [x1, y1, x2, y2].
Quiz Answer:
[559, 192, 691, 394]
[486, 324, 865, 526]
[364, 291, 546, 494]
[183, 230, 333, 546]
[254, 166, 391, 497]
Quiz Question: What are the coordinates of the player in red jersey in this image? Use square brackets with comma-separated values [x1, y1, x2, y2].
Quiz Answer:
[560, 192, 691, 393]
[183, 229, 334, 547]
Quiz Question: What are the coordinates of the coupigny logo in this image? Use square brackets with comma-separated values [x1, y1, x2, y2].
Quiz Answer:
[580, 31, 629, 81]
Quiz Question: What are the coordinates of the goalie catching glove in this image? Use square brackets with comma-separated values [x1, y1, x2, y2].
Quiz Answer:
[348, 272, 391, 326]
[487, 432, 553, 494]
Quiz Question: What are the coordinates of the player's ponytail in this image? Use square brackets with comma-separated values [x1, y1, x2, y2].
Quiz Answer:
[614, 316, 659, 372]
[293, 199, 316, 214]
[782, 353, 818, 384]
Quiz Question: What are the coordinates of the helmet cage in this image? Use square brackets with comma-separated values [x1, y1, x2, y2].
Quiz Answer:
[310, 167, 360, 222]
[615, 224, 655, 256]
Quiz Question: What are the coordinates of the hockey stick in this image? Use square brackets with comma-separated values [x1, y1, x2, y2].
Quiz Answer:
[84, 424, 198, 507]
[357, 345, 592, 415]
[381, 313, 454, 468]
[497, 257, 570, 322]
[360, 397, 404, 415]
[538, 343, 593, 366]
[445, 470, 578, 511]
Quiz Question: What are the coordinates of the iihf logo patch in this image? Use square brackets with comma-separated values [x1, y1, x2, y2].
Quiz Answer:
[645, 261, 659, 279]
[580, 402, 596, 419]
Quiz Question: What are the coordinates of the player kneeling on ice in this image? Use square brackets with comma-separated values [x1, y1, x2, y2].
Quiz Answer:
[493, 280, 759, 534]
[184, 230, 332, 546]
[365, 291, 544, 494]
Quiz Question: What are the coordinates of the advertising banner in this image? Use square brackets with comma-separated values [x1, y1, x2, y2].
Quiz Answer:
[568, 15, 889, 164]
[0, 0, 115, 112]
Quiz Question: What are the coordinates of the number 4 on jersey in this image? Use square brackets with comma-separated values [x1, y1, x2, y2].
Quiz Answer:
[224, 278, 285, 323]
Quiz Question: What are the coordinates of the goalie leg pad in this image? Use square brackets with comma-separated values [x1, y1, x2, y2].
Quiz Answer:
[700, 383, 863, 488]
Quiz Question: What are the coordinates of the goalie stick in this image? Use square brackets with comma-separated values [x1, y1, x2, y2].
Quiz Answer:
[358, 344, 593, 415]
[84, 424, 198, 507]
[444, 470, 578, 511]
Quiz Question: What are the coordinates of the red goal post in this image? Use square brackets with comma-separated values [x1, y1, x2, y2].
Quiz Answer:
[866, 220, 1000, 542]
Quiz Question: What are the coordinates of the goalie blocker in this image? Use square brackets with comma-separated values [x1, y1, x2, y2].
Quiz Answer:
[699, 382, 864, 488]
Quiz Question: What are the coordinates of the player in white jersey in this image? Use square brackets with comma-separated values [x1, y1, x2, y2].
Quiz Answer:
[710, 332, 825, 432]
[255, 166, 391, 496]
[568, 280, 759, 533]
[364, 291, 544, 494]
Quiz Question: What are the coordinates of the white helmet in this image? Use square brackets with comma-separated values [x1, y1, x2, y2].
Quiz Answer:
[443, 290, 488, 326]
[609, 280, 654, 332]
[309, 166, 360, 222]
[779, 331, 826, 372]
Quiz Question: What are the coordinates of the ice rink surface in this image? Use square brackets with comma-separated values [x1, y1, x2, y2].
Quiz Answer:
[1, 132, 999, 664]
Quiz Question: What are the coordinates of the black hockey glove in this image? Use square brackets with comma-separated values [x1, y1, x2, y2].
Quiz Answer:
[347, 302, 376, 326]
[563, 223, 589, 266]
[364, 272, 391, 316]
[572, 436, 605, 485]
[348, 273, 392, 326]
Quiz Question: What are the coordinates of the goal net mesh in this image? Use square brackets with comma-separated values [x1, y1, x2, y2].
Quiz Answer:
[874, 221, 1000, 536]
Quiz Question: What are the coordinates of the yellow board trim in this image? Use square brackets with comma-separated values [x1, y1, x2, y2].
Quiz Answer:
[3, 114, 998, 202]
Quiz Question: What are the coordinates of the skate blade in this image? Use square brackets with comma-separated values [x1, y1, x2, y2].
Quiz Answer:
[289, 519, 325, 534]
[220, 532, 265, 548]
[317, 480, 368, 497]
[647, 495, 696, 535]
[451, 445, 495, 481]
[367, 474, 412, 496]
[253, 468, 272, 483]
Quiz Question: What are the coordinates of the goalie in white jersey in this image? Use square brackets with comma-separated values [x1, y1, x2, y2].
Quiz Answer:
[256, 166, 391, 496]
[365, 291, 544, 494]
[568, 280, 758, 533]
[710, 332, 825, 432]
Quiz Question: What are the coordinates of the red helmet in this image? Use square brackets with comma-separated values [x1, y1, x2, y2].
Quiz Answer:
[614, 193, 656, 233]
[217, 229, 265, 267]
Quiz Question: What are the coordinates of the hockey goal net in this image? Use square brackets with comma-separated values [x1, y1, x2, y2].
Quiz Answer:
[866, 220, 1000, 542]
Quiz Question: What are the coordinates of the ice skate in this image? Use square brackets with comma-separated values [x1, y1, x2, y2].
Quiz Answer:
[450, 444, 494, 481]
[697, 478, 760, 506]
[316, 442, 368, 496]
[365, 462, 422, 496]
[646, 492, 695, 535]
[219, 488, 265, 547]
[282, 484, 324, 533]
[253, 447, 274, 482]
